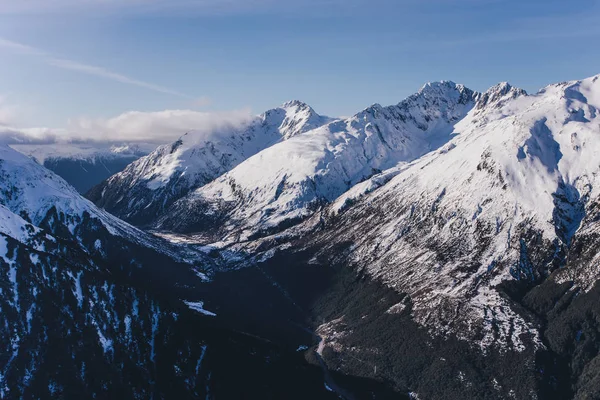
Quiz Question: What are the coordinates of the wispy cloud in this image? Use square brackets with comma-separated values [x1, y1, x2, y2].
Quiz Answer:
[355, 5, 600, 52]
[48, 58, 191, 98]
[0, 0, 356, 16]
[0, 38, 46, 55]
[432, 27, 600, 47]
[0, 0, 270, 15]
[0, 37, 192, 98]
[434, 8, 600, 47]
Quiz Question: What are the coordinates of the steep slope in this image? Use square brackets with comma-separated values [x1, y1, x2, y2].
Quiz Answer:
[0, 147, 210, 398]
[313, 76, 600, 346]
[88, 101, 333, 226]
[522, 185, 600, 399]
[239, 75, 600, 398]
[0, 144, 372, 399]
[0, 144, 151, 246]
[0, 207, 205, 398]
[0, 203, 352, 399]
[158, 81, 478, 240]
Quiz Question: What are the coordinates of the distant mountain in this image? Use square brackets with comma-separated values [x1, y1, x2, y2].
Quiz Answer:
[87, 101, 334, 227]
[12, 143, 154, 193]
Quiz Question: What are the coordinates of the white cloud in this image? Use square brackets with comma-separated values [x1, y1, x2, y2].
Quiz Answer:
[67, 108, 254, 143]
[0, 108, 254, 145]
[0, 126, 68, 145]
[0, 38, 45, 56]
[0, 37, 192, 98]
[49, 58, 192, 98]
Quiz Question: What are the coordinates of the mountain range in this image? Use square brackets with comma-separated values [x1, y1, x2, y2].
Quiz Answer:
[87, 100, 334, 227]
[2, 74, 600, 399]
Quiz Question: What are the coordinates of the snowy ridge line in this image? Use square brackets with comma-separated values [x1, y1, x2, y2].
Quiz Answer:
[89, 100, 335, 226]
[158, 80, 481, 238]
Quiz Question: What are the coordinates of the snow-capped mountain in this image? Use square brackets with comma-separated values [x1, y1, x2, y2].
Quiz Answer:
[12, 143, 154, 193]
[11, 73, 600, 399]
[157, 81, 478, 239]
[0, 143, 347, 399]
[0, 144, 146, 242]
[226, 74, 600, 399]
[0, 142, 222, 286]
[88, 101, 334, 226]
[0, 144, 208, 397]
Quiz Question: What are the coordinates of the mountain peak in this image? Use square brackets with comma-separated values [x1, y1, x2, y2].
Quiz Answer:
[408, 81, 477, 108]
[419, 80, 459, 92]
[280, 99, 312, 109]
[476, 81, 527, 109]
[417, 80, 474, 98]
[262, 100, 333, 140]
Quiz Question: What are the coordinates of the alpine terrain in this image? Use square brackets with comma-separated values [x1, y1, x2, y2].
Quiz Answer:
[87, 101, 334, 227]
[3, 73, 600, 399]
[0, 144, 382, 399]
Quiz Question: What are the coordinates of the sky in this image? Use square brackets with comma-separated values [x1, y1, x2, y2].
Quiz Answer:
[0, 0, 599, 144]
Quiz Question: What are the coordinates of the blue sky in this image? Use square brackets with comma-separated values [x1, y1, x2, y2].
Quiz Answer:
[0, 0, 599, 142]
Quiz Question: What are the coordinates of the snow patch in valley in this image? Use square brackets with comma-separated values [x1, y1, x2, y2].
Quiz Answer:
[192, 268, 210, 282]
[66, 271, 84, 308]
[0, 236, 7, 260]
[183, 300, 217, 317]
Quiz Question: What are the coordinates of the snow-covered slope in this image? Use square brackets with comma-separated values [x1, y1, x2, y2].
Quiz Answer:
[0, 145, 208, 398]
[158, 81, 478, 239]
[289, 74, 600, 353]
[0, 142, 356, 400]
[0, 144, 134, 236]
[183, 74, 600, 399]
[88, 101, 333, 226]
[0, 144, 210, 266]
[23, 73, 600, 399]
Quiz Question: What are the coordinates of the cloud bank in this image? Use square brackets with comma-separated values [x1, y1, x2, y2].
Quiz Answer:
[0, 108, 254, 146]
